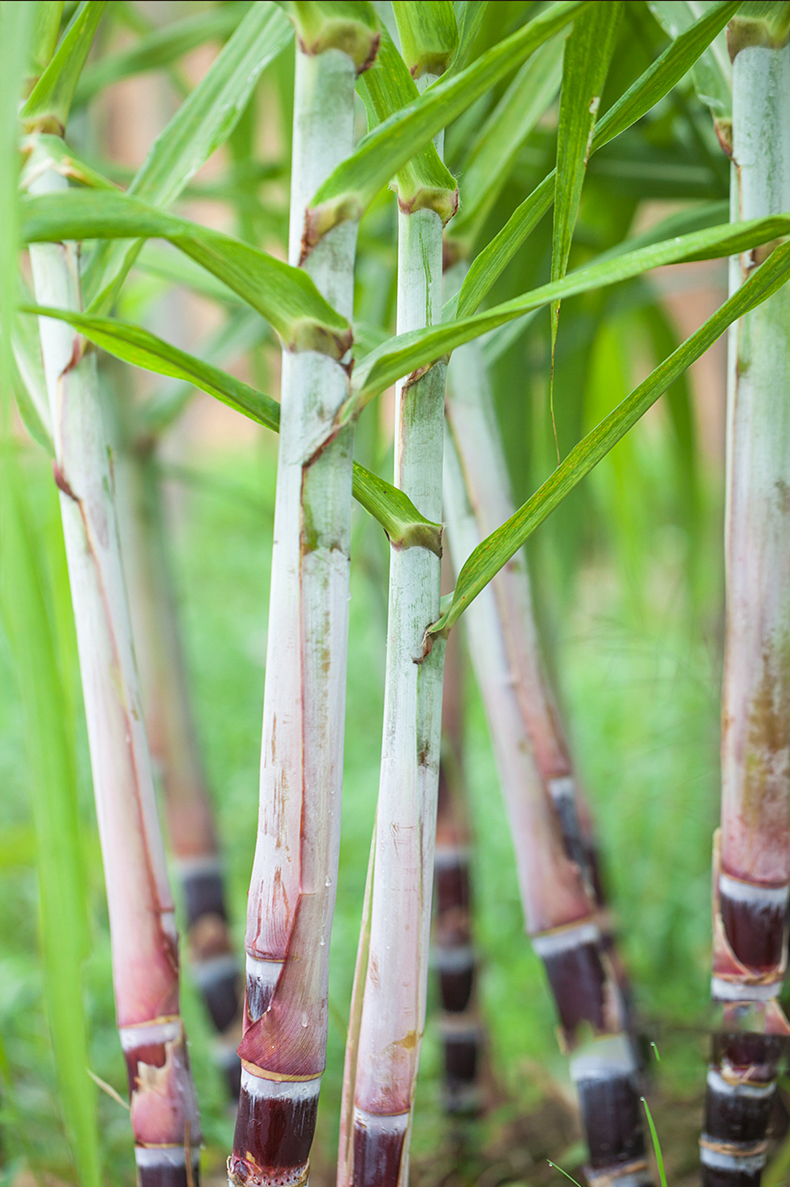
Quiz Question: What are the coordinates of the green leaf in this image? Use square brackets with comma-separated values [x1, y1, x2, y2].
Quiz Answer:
[82, 0, 293, 310]
[21, 189, 352, 357]
[427, 241, 790, 641]
[728, 1, 790, 53]
[647, 1, 732, 129]
[29, 2, 65, 77]
[304, 0, 583, 247]
[453, 0, 742, 316]
[22, 1, 107, 131]
[356, 24, 458, 219]
[392, 1, 457, 77]
[447, 1, 488, 75]
[352, 213, 789, 412]
[551, 3, 622, 306]
[23, 132, 121, 191]
[449, 33, 564, 248]
[23, 305, 441, 553]
[0, 458, 101, 1187]
[281, 1, 380, 70]
[73, 5, 245, 105]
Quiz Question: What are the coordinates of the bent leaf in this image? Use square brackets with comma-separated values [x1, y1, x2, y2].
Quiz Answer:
[428, 241, 790, 640]
[21, 190, 352, 357]
[23, 306, 440, 554]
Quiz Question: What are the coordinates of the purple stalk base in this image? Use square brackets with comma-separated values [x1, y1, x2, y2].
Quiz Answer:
[701, 1032, 782, 1187]
[137, 1156, 201, 1187]
[229, 1071, 319, 1187]
[438, 963, 475, 1014]
[719, 891, 787, 971]
[575, 1073, 650, 1186]
[351, 1116, 408, 1187]
[541, 938, 609, 1039]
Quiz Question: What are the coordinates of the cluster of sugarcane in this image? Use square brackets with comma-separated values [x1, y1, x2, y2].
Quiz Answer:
[3, 2, 790, 1187]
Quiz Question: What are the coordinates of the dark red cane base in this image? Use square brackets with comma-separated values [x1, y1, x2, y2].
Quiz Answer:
[438, 962, 475, 1013]
[137, 1158, 200, 1187]
[352, 1119, 407, 1187]
[701, 1162, 765, 1187]
[202, 968, 240, 1033]
[719, 890, 787, 971]
[576, 1072, 647, 1174]
[542, 941, 608, 1039]
[182, 869, 228, 928]
[229, 1080, 318, 1186]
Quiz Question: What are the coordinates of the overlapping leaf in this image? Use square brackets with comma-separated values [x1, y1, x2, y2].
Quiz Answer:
[22, 1, 106, 130]
[454, 0, 742, 317]
[23, 306, 440, 555]
[304, 0, 583, 247]
[427, 242, 790, 640]
[351, 214, 789, 413]
[21, 190, 351, 357]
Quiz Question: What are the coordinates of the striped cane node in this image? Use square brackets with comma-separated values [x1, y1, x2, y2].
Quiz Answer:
[700, 1134, 768, 1169]
[239, 1059, 321, 1083]
[584, 1156, 651, 1187]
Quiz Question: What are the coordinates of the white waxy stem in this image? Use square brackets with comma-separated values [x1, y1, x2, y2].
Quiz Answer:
[239, 1066, 322, 1103]
[721, 42, 790, 890]
[532, 922, 601, 958]
[348, 85, 448, 1184]
[135, 1148, 200, 1168]
[710, 977, 782, 1002]
[28, 166, 200, 1151]
[569, 1034, 638, 1083]
[699, 1147, 767, 1174]
[706, 1070, 776, 1098]
[443, 432, 592, 933]
[119, 1020, 183, 1050]
[718, 874, 789, 906]
[191, 953, 240, 991]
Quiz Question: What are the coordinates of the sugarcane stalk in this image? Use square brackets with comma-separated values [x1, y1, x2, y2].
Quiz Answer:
[229, 8, 378, 1184]
[443, 425, 651, 1187]
[116, 441, 241, 1095]
[28, 165, 201, 1187]
[703, 13, 790, 1187]
[346, 194, 447, 1187]
[434, 617, 484, 1118]
[343, 26, 453, 1174]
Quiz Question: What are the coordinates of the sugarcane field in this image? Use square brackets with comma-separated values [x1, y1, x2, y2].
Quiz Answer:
[2, 1, 790, 1185]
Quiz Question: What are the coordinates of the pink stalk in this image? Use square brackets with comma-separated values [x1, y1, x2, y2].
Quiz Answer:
[443, 422, 650, 1187]
[117, 444, 241, 1093]
[229, 9, 379, 1185]
[28, 168, 201, 1186]
[703, 16, 790, 1187]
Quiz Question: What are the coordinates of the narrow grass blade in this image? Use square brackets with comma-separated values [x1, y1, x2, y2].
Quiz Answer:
[83, 0, 293, 309]
[305, 0, 583, 245]
[21, 189, 352, 356]
[352, 214, 790, 411]
[641, 1098, 668, 1187]
[427, 241, 790, 640]
[455, 0, 742, 317]
[22, 2, 106, 130]
[74, 5, 244, 105]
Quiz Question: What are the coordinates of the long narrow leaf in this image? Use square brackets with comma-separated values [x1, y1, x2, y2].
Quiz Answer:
[351, 214, 790, 412]
[454, 0, 742, 316]
[20, 189, 352, 356]
[428, 241, 790, 640]
[304, 0, 583, 245]
[22, 306, 440, 553]
[73, 5, 245, 105]
[83, 0, 293, 309]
